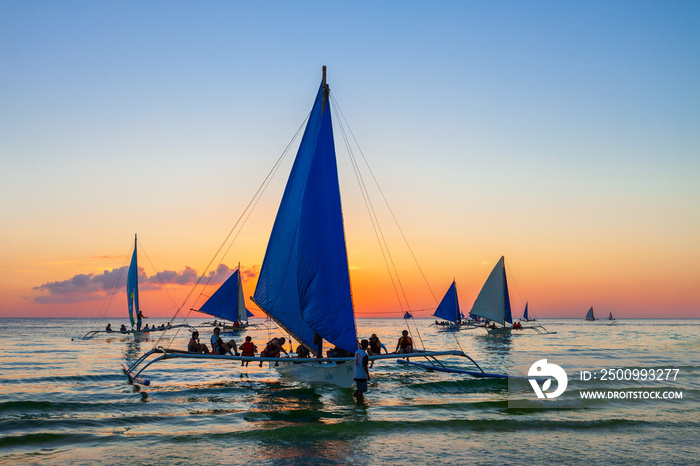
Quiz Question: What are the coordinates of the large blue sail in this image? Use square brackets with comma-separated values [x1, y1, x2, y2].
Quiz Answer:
[199, 269, 246, 323]
[254, 78, 356, 353]
[126, 235, 139, 328]
[433, 280, 460, 323]
[297, 102, 356, 353]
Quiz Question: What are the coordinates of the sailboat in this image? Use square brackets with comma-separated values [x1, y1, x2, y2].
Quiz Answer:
[608, 312, 615, 320]
[469, 256, 513, 336]
[433, 280, 468, 331]
[519, 302, 536, 322]
[74, 235, 192, 340]
[122, 68, 499, 387]
[585, 306, 596, 321]
[194, 266, 252, 332]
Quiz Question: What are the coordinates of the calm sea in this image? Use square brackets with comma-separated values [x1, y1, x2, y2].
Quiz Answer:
[0, 318, 698, 465]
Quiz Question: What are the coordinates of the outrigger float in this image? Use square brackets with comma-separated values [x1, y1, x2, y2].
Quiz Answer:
[74, 325, 194, 341]
[122, 348, 531, 388]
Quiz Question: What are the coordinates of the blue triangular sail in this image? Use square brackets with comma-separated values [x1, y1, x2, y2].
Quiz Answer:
[404, 311, 413, 319]
[199, 269, 247, 323]
[433, 280, 460, 323]
[523, 302, 529, 320]
[297, 102, 357, 353]
[253, 78, 357, 353]
[126, 235, 139, 328]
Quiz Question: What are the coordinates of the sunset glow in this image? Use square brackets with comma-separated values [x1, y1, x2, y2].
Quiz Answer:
[1, 2, 699, 320]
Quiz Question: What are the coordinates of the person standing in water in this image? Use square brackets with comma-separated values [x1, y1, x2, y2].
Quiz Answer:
[354, 339, 370, 398]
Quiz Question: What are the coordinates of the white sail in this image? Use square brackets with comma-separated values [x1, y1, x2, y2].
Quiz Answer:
[469, 256, 512, 325]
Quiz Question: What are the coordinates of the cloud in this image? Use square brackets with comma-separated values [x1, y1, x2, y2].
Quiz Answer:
[32, 264, 258, 304]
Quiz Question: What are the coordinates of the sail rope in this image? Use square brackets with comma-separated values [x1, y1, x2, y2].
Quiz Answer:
[332, 96, 409, 315]
[503, 257, 527, 317]
[153, 112, 312, 350]
[330, 94, 439, 308]
[95, 241, 130, 319]
[137, 240, 181, 318]
[331, 94, 437, 350]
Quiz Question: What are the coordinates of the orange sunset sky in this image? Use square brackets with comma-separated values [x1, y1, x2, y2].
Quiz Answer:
[1, 2, 699, 319]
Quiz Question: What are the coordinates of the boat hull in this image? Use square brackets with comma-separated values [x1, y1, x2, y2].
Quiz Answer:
[275, 360, 356, 387]
[487, 327, 512, 337]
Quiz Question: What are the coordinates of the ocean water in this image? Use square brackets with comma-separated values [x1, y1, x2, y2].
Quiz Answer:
[0, 318, 698, 465]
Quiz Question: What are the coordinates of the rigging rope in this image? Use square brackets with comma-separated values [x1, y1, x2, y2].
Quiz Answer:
[331, 95, 439, 307]
[154, 112, 311, 350]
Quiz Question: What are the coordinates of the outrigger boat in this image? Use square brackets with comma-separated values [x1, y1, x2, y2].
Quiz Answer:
[519, 302, 536, 322]
[469, 257, 555, 336]
[123, 68, 519, 387]
[192, 265, 263, 333]
[432, 281, 476, 332]
[585, 306, 597, 321]
[73, 235, 193, 341]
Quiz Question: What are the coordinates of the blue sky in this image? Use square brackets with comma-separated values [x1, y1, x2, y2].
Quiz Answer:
[1, 1, 699, 317]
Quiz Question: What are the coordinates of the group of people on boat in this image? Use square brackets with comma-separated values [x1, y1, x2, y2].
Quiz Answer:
[106, 319, 173, 334]
[184, 329, 414, 364]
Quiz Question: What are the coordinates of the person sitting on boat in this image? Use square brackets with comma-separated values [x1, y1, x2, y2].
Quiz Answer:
[120, 324, 127, 333]
[259, 337, 288, 367]
[211, 327, 239, 356]
[368, 334, 387, 367]
[239, 336, 257, 366]
[395, 330, 414, 354]
[296, 344, 310, 358]
[143, 324, 150, 332]
[188, 331, 209, 353]
[106, 324, 112, 332]
[353, 339, 370, 399]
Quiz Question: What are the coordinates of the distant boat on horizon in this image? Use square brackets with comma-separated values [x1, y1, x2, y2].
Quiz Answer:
[585, 306, 597, 321]
[519, 301, 536, 322]
[469, 256, 513, 336]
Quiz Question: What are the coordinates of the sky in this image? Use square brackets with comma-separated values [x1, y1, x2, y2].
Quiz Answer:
[1, 1, 699, 319]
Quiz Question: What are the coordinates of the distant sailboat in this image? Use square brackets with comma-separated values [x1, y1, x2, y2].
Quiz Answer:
[195, 266, 250, 331]
[585, 306, 596, 321]
[469, 257, 513, 336]
[520, 301, 536, 322]
[127, 234, 140, 330]
[608, 312, 615, 320]
[433, 280, 467, 331]
[74, 235, 193, 340]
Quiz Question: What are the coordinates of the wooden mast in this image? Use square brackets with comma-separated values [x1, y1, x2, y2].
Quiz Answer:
[322, 65, 328, 113]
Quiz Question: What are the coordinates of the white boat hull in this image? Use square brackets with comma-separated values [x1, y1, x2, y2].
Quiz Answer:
[275, 360, 356, 388]
[487, 327, 512, 337]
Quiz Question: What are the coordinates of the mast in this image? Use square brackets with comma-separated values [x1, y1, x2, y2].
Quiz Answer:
[322, 65, 328, 113]
[454, 279, 459, 323]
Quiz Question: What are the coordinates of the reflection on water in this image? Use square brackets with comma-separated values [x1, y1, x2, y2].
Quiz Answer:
[0, 318, 698, 465]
